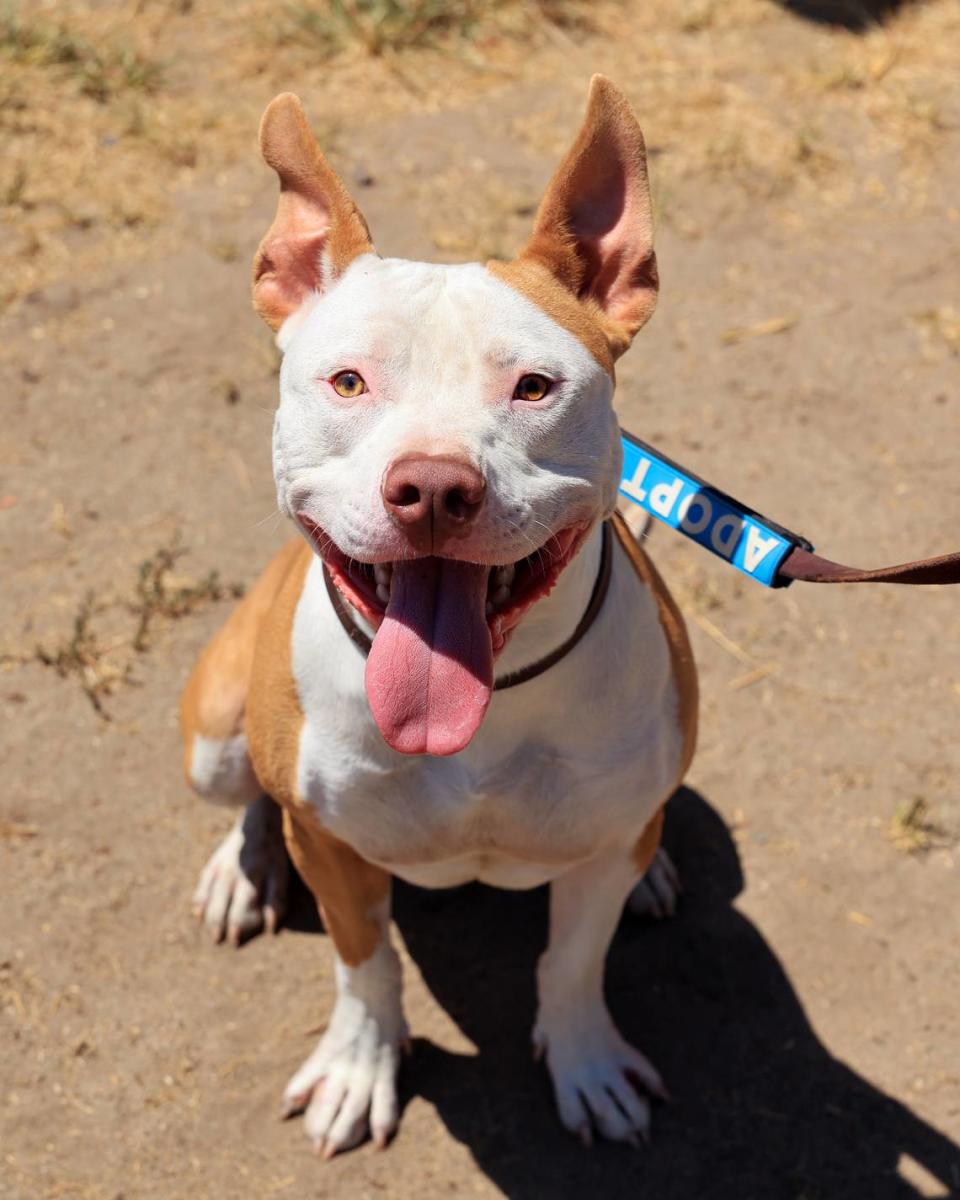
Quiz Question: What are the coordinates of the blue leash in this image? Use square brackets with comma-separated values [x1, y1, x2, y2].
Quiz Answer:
[618, 431, 960, 588]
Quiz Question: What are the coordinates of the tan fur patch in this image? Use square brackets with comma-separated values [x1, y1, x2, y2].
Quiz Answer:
[242, 539, 388, 966]
[610, 512, 698, 869]
[633, 806, 665, 877]
[487, 258, 615, 377]
[282, 807, 390, 967]
[179, 538, 305, 778]
[241, 538, 312, 807]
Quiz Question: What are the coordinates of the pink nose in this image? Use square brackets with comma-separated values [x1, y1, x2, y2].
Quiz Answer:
[382, 455, 485, 543]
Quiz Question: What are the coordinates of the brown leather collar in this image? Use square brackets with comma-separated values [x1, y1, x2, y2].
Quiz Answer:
[322, 520, 613, 692]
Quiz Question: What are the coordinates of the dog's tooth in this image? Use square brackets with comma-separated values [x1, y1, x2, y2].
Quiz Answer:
[374, 563, 392, 586]
[496, 563, 516, 587]
[376, 583, 390, 604]
[491, 585, 511, 607]
[485, 600, 494, 616]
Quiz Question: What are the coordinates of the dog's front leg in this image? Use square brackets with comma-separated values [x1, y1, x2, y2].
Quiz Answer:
[280, 810, 407, 1158]
[535, 835, 667, 1146]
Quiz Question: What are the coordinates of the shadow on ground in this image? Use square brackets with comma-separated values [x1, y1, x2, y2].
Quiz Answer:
[775, 0, 923, 30]
[383, 789, 960, 1200]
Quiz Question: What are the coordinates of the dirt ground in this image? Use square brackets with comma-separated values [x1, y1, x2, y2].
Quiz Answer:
[2, 2, 960, 1197]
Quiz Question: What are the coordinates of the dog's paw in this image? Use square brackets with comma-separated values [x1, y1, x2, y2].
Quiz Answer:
[626, 847, 681, 920]
[534, 1007, 666, 1147]
[192, 794, 289, 946]
[281, 999, 407, 1158]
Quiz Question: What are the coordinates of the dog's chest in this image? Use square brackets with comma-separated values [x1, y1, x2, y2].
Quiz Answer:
[287, 554, 682, 886]
[299, 712, 632, 880]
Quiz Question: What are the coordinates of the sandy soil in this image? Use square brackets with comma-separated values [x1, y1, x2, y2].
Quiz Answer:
[2, 3, 959, 1198]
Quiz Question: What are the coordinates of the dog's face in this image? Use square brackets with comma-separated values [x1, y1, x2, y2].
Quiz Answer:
[277, 256, 619, 565]
[255, 78, 658, 756]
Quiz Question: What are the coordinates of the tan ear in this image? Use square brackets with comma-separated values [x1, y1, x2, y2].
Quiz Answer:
[518, 75, 658, 360]
[252, 94, 374, 331]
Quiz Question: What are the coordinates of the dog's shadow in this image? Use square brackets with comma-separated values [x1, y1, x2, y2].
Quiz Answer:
[376, 788, 959, 1200]
[773, 0, 918, 32]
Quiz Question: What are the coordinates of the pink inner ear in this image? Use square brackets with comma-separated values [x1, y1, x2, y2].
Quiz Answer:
[523, 79, 659, 353]
[566, 154, 656, 332]
[585, 199, 656, 331]
[253, 184, 335, 329]
[253, 93, 375, 332]
[255, 228, 328, 327]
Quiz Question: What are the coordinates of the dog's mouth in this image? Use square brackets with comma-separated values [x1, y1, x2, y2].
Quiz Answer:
[301, 520, 584, 645]
[298, 516, 586, 757]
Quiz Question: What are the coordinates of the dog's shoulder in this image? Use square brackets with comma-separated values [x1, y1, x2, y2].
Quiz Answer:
[181, 539, 305, 735]
[244, 539, 314, 808]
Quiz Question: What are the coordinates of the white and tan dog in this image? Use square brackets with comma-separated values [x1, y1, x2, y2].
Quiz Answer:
[181, 76, 697, 1158]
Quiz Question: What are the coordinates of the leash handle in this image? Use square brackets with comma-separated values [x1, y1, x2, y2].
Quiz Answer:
[619, 430, 960, 588]
[777, 546, 960, 585]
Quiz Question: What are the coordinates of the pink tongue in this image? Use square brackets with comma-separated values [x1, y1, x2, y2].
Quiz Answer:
[365, 557, 493, 756]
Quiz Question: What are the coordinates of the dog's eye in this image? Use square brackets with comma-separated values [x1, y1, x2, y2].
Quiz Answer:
[513, 374, 551, 403]
[331, 370, 367, 398]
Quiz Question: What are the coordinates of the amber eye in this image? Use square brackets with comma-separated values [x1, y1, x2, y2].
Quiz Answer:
[331, 370, 367, 398]
[513, 373, 551, 403]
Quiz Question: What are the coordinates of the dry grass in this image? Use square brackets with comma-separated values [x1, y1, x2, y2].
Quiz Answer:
[888, 795, 947, 854]
[34, 591, 131, 717]
[0, 10, 164, 101]
[279, 0, 495, 56]
[721, 315, 798, 345]
[1, 0, 958, 318]
[130, 538, 244, 653]
[912, 304, 960, 360]
[32, 539, 243, 719]
[277, 0, 599, 55]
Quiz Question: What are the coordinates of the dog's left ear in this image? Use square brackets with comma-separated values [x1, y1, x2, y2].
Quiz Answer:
[252, 93, 374, 331]
[514, 75, 658, 361]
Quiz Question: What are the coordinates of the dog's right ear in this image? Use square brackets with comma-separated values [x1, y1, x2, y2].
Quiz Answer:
[252, 94, 374, 332]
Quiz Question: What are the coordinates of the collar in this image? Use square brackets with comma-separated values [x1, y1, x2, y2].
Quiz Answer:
[322, 519, 613, 692]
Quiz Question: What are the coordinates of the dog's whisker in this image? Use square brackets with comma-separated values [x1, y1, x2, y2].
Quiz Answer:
[526, 518, 565, 560]
[252, 507, 285, 531]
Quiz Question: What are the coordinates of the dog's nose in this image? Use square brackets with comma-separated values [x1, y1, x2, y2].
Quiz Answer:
[382, 455, 485, 542]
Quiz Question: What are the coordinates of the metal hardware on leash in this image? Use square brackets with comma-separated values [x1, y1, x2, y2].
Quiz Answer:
[618, 430, 960, 589]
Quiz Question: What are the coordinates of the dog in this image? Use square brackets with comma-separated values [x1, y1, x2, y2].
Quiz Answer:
[180, 75, 697, 1158]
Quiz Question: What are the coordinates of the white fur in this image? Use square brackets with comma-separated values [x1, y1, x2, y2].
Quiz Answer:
[189, 732, 261, 807]
[274, 255, 623, 568]
[192, 794, 289, 943]
[282, 899, 407, 1157]
[534, 848, 666, 1144]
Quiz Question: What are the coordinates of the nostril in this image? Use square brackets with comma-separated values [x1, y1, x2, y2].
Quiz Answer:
[395, 483, 421, 507]
[444, 487, 475, 522]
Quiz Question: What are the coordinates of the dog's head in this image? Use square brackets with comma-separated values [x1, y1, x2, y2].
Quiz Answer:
[255, 77, 658, 757]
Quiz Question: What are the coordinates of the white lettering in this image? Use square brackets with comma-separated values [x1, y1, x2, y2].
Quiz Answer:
[743, 526, 781, 573]
[650, 476, 684, 519]
[710, 513, 742, 558]
[621, 457, 651, 503]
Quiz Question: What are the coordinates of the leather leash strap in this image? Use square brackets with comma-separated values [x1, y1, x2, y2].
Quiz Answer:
[778, 546, 960, 586]
[322, 520, 613, 691]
